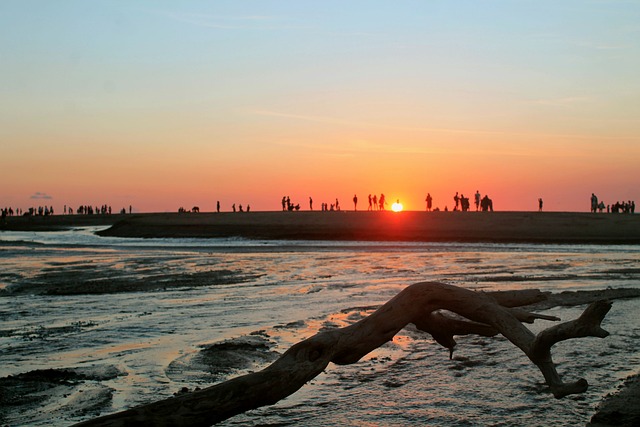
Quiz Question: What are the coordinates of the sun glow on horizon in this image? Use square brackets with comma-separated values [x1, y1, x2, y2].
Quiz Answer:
[391, 201, 403, 212]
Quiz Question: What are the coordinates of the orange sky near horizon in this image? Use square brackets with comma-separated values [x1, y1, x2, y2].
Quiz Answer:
[1, 1, 639, 213]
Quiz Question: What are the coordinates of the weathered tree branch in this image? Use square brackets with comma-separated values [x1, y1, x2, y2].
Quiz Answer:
[75, 282, 617, 426]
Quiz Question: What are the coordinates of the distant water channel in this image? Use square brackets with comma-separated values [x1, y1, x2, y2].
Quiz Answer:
[1, 227, 639, 426]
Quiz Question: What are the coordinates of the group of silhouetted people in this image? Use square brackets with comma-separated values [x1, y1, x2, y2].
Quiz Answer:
[232, 203, 250, 212]
[367, 194, 387, 210]
[320, 199, 341, 211]
[74, 204, 114, 215]
[281, 196, 300, 211]
[282, 195, 345, 212]
[10, 206, 55, 216]
[1, 204, 134, 217]
[1, 207, 21, 217]
[610, 200, 635, 213]
[177, 202, 249, 213]
[591, 193, 636, 214]
[75, 204, 116, 215]
[425, 191, 492, 212]
[592, 193, 636, 213]
[452, 192, 471, 211]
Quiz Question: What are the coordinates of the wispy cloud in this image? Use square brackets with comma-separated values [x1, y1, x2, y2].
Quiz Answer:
[30, 192, 53, 200]
[246, 108, 637, 142]
[246, 108, 637, 140]
[574, 41, 629, 51]
[246, 109, 488, 136]
[272, 138, 440, 156]
[531, 96, 591, 107]
[155, 10, 307, 31]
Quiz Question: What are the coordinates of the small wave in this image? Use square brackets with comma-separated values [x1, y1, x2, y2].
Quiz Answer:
[0, 365, 125, 426]
[6, 320, 100, 341]
[477, 274, 579, 282]
[0, 239, 45, 247]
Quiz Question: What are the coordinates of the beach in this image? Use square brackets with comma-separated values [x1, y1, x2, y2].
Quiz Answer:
[1, 216, 639, 426]
[3, 210, 640, 243]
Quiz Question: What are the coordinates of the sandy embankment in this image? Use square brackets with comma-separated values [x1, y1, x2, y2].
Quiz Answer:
[3, 211, 640, 243]
[101, 211, 640, 243]
[0, 213, 122, 231]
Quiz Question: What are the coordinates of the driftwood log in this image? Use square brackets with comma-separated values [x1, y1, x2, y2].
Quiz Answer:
[76, 282, 617, 427]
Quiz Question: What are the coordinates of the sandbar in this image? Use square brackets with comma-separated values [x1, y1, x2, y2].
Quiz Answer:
[2, 211, 639, 243]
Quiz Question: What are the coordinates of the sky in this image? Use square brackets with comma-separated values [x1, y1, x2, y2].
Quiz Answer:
[1, 0, 639, 213]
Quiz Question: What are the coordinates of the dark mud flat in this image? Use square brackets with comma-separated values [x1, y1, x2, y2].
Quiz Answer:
[0, 268, 261, 296]
[588, 374, 640, 427]
[4, 211, 640, 243]
[1, 214, 120, 231]
[97, 211, 640, 243]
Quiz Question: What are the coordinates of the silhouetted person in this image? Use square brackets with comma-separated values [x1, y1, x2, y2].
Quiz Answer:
[368, 194, 372, 211]
[460, 195, 469, 211]
[481, 195, 493, 212]
[538, 198, 543, 212]
[217, 201, 220, 213]
[232, 203, 236, 213]
[282, 196, 286, 211]
[454, 192, 460, 211]
[353, 194, 358, 211]
[379, 194, 386, 210]
[309, 197, 313, 210]
[591, 193, 598, 213]
[475, 191, 481, 211]
[425, 193, 432, 211]
[373, 194, 378, 210]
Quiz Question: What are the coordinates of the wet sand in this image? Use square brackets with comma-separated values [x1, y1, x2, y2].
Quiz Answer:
[4, 211, 639, 243]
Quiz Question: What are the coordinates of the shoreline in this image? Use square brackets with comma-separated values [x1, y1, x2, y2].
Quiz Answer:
[2, 211, 639, 244]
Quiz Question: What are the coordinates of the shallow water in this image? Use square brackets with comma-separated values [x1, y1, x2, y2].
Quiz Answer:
[0, 227, 639, 426]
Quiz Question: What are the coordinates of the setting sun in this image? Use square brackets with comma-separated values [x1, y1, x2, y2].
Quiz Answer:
[391, 201, 403, 212]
